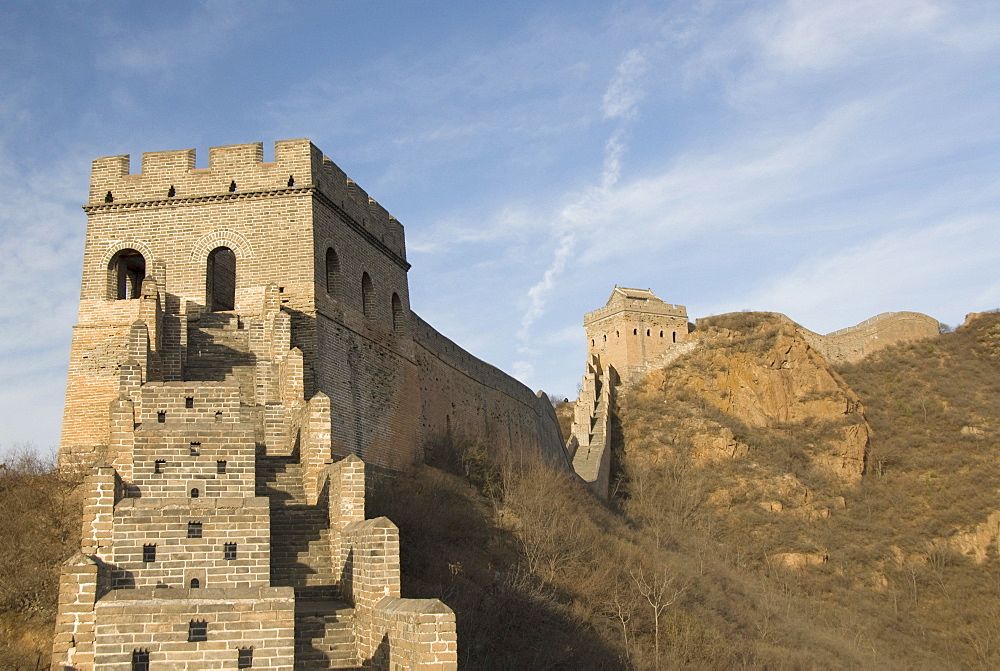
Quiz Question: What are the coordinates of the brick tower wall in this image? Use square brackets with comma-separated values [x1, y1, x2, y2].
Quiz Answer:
[62, 139, 570, 474]
[63, 141, 318, 461]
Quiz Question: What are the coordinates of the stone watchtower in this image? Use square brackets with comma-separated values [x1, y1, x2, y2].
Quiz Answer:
[61, 139, 422, 472]
[569, 287, 690, 498]
[583, 286, 689, 383]
[52, 141, 457, 670]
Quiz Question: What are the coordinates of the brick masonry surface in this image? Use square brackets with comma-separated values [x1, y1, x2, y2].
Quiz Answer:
[53, 139, 585, 669]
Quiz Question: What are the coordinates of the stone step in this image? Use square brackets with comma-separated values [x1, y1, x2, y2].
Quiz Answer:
[295, 603, 358, 670]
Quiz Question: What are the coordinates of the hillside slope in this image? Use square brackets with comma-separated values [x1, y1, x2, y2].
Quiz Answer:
[7, 312, 1000, 669]
[614, 310, 1000, 668]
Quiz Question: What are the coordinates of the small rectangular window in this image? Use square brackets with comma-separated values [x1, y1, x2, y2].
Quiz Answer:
[131, 649, 150, 671]
[188, 619, 207, 642]
[185, 396, 194, 408]
[187, 522, 203, 538]
[217, 460, 227, 474]
[154, 459, 165, 474]
[190, 442, 200, 456]
[238, 647, 253, 668]
[142, 544, 156, 563]
[224, 542, 237, 560]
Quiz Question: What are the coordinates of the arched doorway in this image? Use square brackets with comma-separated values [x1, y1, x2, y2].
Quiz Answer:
[207, 247, 236, 311]
[361, 272, 374, 319]
[109, 249, 146, 300]
[326, 248, 342, 299]
[391, 292, 403, 332]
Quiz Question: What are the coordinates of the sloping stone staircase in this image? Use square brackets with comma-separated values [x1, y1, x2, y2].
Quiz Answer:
[185, 312, 256, 402]
[258, 454, 359, 669]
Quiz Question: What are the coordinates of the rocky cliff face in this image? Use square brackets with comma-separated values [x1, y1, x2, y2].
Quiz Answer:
[636, 313, 869, 484]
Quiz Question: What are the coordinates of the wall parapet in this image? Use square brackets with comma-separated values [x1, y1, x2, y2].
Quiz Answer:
[368, 597, 458, 669]
[584, 300, 687, 324]
[410, 312, 570, 468]
[87, 139, 408, 266]
[782, 311, 939, 365]
[823, 311, 933, 337]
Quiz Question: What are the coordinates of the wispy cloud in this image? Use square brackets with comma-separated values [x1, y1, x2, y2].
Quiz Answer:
[0, 142, 87, 448]
[512, 45, 654, 381]
[601, 47, 649, 120]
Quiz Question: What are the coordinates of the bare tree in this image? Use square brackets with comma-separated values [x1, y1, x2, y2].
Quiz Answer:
[630, 566, 687, 668]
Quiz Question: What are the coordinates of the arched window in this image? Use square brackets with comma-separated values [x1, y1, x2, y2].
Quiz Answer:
[325, 248, 341, 298]
[109, 249, 146, 300]
[361, 272, 374, 319]
[207, 247, 236, 311]
[647, 329, 651, 336]
[603, 334, 607, 342]
[633, 328, 638, 336]
[391, 293, 404, 333]
[672, 331, 677, 343]
[190, 578, 200, 589]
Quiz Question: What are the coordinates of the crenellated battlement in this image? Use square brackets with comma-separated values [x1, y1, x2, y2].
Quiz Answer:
[89, 140, 315, 206]
[89, 139, 407, 262]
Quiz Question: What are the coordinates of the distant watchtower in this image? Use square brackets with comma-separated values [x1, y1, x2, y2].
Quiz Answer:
[583, 286, 689, 382]
[568, 287, 690, 499]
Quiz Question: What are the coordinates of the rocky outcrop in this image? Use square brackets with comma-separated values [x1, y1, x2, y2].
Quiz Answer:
[948, 511, 1000, 564]
[768, 552, 828, 570]
[643, 316, 870, 483]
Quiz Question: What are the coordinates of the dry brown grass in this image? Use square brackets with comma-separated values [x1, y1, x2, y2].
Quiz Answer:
[0, 445, 82, 670]
[609, 310, 1000, 668]
[371, 433, 872, 669]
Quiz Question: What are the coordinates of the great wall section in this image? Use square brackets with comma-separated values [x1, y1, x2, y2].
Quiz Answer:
[52, 140, 569, 670]
[565, 288, 940, 497]
[51, 139, 941, 669]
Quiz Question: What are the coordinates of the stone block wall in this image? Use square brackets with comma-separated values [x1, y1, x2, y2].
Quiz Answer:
[91, 587, 295, 670]
[339, 505, 457, 669]
[312, 309, 424, 470]
[130, 429, 255, 499]
[51, 554, 103, 670]
[81, 465, 122, 557]
[569, 357, 614, 497]
[797, 311, 940, 365]
[108, 498, 270, 590]
[327, 455, 366, 584]
[411, 314, 569, 468]
[369, 598, 458, 670]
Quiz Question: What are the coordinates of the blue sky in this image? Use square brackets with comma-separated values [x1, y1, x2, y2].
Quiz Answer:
[2, 0, 1000, 451]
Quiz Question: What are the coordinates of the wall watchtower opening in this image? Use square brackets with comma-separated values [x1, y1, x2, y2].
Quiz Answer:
[207, 246, 236, 311]
[361, 272, 375, 319]
[109, 249, 146, 300]
[325, 248, 342, 299]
